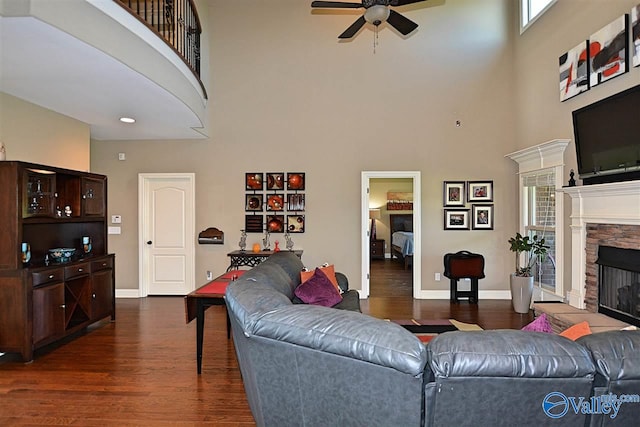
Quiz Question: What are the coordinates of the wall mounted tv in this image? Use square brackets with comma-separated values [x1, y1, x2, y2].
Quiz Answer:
[572, 84, 640, 185]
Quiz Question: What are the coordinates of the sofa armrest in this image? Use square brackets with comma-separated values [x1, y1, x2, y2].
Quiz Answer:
[335, 271, 349, 292]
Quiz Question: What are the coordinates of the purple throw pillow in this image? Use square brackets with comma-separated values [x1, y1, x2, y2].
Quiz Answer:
[294, 267, 342, 307]
[521, 313, 553, 333]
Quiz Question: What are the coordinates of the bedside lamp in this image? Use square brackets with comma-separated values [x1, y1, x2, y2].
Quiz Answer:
[369, 209, 381, 241]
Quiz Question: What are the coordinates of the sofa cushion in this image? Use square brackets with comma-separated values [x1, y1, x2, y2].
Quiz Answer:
[577, 330, 640, 381]
[521, 313, 553, 333]
[251, 305, 427, 376]
[294, 268, 342, 307]
[427, 330, 595, 378]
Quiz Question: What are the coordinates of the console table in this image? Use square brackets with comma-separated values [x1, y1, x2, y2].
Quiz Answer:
[226, 250, 303, 271]
[184, 270, 246, 374]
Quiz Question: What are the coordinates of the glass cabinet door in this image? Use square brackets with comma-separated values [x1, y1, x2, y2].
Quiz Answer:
[23, 170, 56, 218]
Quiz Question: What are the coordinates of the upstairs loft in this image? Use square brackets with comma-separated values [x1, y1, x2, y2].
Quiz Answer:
[0, 0, 208, 140]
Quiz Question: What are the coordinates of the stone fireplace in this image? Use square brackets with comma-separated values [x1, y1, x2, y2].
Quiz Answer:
[563, 181, 640, 322]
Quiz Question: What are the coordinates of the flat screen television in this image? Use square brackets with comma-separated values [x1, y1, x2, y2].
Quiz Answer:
[572, 84, 640, 184]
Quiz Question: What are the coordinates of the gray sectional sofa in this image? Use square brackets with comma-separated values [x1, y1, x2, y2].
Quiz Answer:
[225, 251, 640, 427]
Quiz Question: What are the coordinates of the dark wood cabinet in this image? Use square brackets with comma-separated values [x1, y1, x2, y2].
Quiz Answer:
[370, 239, 385, 260]
[0, 161, 115, 361]
[33, 282, 65, 345]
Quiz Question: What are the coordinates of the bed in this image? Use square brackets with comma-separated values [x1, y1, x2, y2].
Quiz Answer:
[390, 214, 414, 270]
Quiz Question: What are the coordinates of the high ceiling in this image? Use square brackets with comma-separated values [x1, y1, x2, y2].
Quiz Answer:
[0, 15, 205, 141]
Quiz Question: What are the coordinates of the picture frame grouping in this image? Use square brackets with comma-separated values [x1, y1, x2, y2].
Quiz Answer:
[443, 180, 494, 231]
[245, 172, 305, 233]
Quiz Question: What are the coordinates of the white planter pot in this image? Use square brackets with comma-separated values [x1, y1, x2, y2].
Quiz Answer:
[510, 274, 534, 314]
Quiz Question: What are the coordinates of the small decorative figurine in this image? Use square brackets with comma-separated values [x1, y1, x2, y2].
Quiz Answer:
[284, 231, 294, 251]
[262, 230, 271, 250]
[274, 241, 280, 252]
[64, 205, 72, 217]
[239, 229, 247, 252]
[252, 243, 261, 253]
[568, 169, 576, 187]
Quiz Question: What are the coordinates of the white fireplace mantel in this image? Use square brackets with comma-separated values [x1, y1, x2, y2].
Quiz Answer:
[561, 180, 640, 308]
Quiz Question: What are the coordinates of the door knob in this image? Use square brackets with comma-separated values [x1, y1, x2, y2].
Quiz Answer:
[147, 241, 152, 245]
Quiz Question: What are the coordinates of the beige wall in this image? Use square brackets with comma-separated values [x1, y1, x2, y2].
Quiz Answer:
[0, 92, 90, 170]
[9, 1, 638, 297]
[93, 0, 519, 293]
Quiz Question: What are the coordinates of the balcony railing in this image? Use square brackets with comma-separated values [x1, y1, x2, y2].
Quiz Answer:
[114, 0, 205, 97]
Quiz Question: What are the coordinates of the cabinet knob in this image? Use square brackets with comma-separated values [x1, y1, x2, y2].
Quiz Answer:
[102, 263, 107, 267]
[48, 274, 54, 279]
[78, 268, 84, 272]
[92, 293, 96, 299]
[147, 241, 152, 245]
[60, 304, 66, 309]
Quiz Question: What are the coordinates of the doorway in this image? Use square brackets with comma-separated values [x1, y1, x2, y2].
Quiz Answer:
[138, 173, 195, 296]
[361, 171, 421, 298]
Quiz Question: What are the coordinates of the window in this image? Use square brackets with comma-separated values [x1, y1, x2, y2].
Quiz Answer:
[506, 139, 569, 301]
[521, 0, 556, 32]
[522, 171, 556, 291]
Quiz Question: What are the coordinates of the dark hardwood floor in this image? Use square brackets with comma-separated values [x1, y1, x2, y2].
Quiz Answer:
[0, 261, 533, 426]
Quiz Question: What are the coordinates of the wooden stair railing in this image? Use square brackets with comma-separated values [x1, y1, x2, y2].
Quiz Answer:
[114, 0, 207, 98]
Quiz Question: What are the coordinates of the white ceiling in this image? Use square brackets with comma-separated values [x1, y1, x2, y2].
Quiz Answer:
[0, 15, 205, 141]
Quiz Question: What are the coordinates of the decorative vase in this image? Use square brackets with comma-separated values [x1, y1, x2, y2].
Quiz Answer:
[284, 232, 294, 251]
[252, 243, 261, 253]
[510, 274, 534, 314]
[21, 242, 31, 265]
[82, 236, 92, 254]
[239, 230, 247, 252]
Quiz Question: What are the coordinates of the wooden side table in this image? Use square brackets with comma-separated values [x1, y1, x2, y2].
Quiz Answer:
[370, 239, 385, 260]
[226, 250, 303, 271]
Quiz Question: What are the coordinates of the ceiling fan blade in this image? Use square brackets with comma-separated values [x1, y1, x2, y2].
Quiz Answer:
[387, 9, 418, 35]
[389, 0, 428, 6]
[311, 1, 363, 8]
[338, 16, 366, 39]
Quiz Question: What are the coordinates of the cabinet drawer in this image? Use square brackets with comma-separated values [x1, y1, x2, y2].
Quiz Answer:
[64, 262, 90, 280]
[91, 257, 113, 272]
[32, 269, 64, 287]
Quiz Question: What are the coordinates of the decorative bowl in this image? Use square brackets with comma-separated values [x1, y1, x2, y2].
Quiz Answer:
[48, 248, 76, 263]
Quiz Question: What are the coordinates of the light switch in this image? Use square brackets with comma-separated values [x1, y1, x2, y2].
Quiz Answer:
[112, 215, 122, 224]
[108, 226, 121, 235]
[118, 153, 126, 161]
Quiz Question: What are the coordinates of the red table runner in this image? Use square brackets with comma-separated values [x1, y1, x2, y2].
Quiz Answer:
[195, 270, 246, 295]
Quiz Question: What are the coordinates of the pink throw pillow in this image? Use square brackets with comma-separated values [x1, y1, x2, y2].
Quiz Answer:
[521, 313, 553, 333]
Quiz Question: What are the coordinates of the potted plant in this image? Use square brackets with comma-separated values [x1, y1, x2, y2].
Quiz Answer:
[508, 232, 549, 313]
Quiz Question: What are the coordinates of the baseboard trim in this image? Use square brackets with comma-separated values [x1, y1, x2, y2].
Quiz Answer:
[417, 290, 511, 300]
[116, 289, 140, 298]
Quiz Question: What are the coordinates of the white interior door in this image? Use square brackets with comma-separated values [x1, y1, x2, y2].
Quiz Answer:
[139, 173, 195, 296]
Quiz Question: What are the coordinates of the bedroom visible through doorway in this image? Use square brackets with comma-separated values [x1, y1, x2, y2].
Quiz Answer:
[361, 171, 421, 299]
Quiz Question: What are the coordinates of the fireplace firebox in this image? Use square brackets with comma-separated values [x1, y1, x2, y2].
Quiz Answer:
[596, 245, 640, 327]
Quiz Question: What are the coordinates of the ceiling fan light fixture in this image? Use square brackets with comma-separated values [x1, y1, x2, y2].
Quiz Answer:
[364, 5, 390, 26]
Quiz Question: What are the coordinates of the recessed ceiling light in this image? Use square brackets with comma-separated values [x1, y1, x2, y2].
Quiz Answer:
[119, 117, 136, 123]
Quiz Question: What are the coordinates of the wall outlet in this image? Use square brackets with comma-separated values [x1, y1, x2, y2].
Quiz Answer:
[206, 270, 213, 281]
[435, 273, 441, 281]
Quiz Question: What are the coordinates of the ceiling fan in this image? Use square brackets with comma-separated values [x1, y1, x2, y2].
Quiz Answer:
[311, 0, 428, 39]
